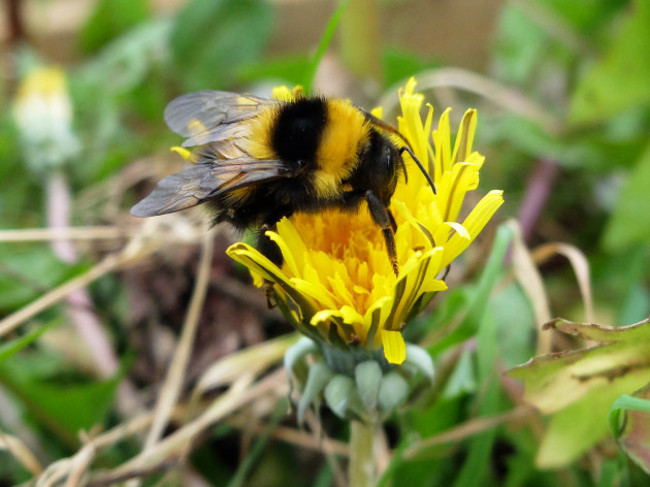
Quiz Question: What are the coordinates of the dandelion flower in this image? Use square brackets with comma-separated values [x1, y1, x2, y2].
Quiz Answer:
[228, 78, 503, 365]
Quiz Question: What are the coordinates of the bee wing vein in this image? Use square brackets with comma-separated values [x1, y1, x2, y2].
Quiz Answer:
[130, 159, 290, 217]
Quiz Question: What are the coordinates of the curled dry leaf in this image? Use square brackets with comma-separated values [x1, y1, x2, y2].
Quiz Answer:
[508, 317, 650, 468]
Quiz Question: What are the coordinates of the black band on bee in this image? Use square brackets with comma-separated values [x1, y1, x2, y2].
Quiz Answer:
[272, 98, 327, 168]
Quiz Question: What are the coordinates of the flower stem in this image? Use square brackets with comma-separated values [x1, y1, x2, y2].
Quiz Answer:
[339, 0, 382, 87]
[349, 419, 375, 487]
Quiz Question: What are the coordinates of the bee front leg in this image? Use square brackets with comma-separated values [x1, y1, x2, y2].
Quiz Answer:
[365, 191, 399, 277]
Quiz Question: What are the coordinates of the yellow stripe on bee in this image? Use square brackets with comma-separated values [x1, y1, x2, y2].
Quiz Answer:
[313, 100, 369, 198]
[246, 106, 282, 160]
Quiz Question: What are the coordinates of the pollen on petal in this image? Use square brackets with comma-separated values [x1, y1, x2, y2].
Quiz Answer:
[171, 146, 192, 160]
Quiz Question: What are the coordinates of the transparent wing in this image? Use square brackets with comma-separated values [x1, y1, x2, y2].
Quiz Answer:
[130, 159, 291, 217]
[164, 91, 279, 147]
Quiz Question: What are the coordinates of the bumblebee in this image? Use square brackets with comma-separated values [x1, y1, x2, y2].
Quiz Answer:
[131, 90, 435, 275]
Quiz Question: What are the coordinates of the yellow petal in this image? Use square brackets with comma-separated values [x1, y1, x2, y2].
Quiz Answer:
[451, 109, 477, 164]
[381, 329, 406, 364]
[442, 190, 504, 267]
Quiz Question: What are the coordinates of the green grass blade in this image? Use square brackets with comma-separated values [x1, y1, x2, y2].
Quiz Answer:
[0, 320, 59, 364]
[302, 0, 351, 93]
[609, 394, 650, 437]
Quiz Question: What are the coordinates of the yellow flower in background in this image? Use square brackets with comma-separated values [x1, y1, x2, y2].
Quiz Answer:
[228, 78, 503, 365]
[13, 65, 80, 174]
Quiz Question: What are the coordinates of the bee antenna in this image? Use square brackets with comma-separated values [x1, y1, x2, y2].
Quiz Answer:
[363, 111, 437, 194]
[399, 146, 437, 195]
[399, 155, 408, 184]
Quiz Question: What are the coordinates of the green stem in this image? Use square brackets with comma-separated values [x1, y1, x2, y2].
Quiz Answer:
[349, 419, 376, 487]
[339, 0, 383, 86]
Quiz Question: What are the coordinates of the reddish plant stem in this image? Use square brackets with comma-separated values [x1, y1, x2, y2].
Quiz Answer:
[517, 159, 560, 244]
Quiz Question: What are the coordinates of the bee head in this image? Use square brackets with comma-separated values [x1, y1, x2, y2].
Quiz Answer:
[352, 130, 402, 205]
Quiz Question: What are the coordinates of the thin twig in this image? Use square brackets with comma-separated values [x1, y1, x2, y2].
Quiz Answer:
[0, 253, 123, 338]
[0, 226, 133, 242]
[143, 230, 215, 449]
[101, 370, 286, 481]
[0, 429, 43, 475]
[402, 406, 537, 460]
[510, 221, 553, 355]
[86, 459, 180, 487]
[304, 410, 347, 487]
[379, 67, 561, 134]
[227, 416, 349, 456]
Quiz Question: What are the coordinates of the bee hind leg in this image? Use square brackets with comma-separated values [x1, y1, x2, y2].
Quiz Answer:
[256, 223, 284, 268]
[256, 221, 286, 308]
[365, 191, 399, 277]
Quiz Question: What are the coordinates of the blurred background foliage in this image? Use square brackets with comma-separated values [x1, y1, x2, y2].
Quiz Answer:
[1, 0, 649, 485]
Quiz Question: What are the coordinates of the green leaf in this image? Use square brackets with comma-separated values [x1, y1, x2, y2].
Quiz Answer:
[569, 0, 650, 124]
[602, 144, 650, 250]
[609, 385, 650, 474]
[170, 0, 275, 91]
[0, 321, 59, 364]
[301, 0, 350, 93]
[493, 5, 548, 85]
[429, 223, 513, 354]
[238, 55, 312, 87]
[75, 20, 172, 97]
[609, 393, 650, 437]
[382, 48, 440, 89]
[509, 318, 650, 413]
[78, 0, 151, 54]
[0, 246, 89, 313]
[537, 373, 648, 468]
[0, 356, 121, 445]
[453, 310, 500, 487]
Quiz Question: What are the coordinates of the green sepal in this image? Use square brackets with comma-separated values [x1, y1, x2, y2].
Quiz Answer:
[284, 336, 318, 374]
[355, 360, 383, 413]
[324, 374, 364, 420]
[378, 370, 409, 412]
[297, 361, 333, 425]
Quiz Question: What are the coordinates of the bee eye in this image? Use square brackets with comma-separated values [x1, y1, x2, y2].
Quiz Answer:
[385, 148, 392, 168]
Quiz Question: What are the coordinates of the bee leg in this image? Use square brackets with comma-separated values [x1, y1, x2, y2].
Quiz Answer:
[257, 217, 294, 308]
[263, 281, 277, 308]
[257, 223, 284, 268]
[388, 208, 397, 233]
[255, 224, 282, 308]
[366, 191, 399, 277]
